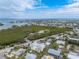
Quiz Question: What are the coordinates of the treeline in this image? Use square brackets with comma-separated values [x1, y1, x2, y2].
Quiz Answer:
[0, 25, 71, 46]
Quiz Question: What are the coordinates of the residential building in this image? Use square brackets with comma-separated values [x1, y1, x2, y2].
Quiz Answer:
[48, 49, 61, 59]
[41, 55, 54, 59]
[30, 42, 45, 53]
[67, 51, 79, 59]
[25, 53, 37, 59]
[15, 48, 25, 58]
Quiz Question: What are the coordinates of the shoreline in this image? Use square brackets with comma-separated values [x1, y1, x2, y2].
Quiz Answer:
[0, 23, 28, 30]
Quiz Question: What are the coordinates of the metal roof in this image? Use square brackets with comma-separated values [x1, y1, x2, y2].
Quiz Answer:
[48, 49, 61, 57]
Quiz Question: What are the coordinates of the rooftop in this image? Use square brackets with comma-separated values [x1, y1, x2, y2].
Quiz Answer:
[48, 49, 61, 57]
[25, 53, 37, 59]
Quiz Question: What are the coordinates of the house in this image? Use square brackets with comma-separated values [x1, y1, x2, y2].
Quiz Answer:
[4, 47, 14, 55]
[30, 42, 45, 53]
[68, 37, 79, 42]
[56, 39, 65, 51]
[45, 38, 52, 46]
[41, 55, 54, 59]
[45, 42, 51, 46]
[38, 30, 45, 34]
[25, 53, 37, 59]
[48, 49, 61, 59]
[15, 48, 25, 58]
[68, 37, 79, 44]
[6, 52, 14, 58]
[56, 35, 65, 40]
[47, 38, 52, 42]
[37, 30, 49, 34]
[21, 43, 29, 47]
[73, 27, 79, 34]
[4, 47, 14, 58]
[56, 40, 65, 46]
[58, 45, 64, 51]
[67, 51, 79, 59]
[4, 48, 25, 58]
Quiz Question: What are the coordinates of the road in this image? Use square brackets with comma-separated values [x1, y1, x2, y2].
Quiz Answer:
[0, 50, 6, 59]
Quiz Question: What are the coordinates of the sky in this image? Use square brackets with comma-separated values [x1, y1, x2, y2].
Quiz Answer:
[0, 0, 79, 19]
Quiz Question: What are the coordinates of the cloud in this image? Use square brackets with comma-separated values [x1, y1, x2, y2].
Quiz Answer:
[44, 0, 79, 18]
[0, 0, 79, 19]
[0, 0, 48, 18]
[0, 0, 48, 12]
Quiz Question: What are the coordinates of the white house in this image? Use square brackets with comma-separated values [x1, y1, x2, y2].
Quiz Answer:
[73, 27, 79, 34]
[48, 49, 61, 59]
[6, 53, 14, 58]
[38, 30, 45, 34]
[37, 30, 49, 34]
[30, 42, 45, 53]
[58, 45, 64, 51]
[45, 38, 52, 46]
[67, 51, 79, 59]
[56, 40, 65, 46]
[15, 48, 25, 58]
[4, 47, 14, 54]
[4, 47, 14, 58]
[41, 55, 54, 59]
[4, 48, 25, 58]
[25, 53, 37, 59]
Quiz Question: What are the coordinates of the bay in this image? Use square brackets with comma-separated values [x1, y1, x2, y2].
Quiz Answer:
[0, 19, 27, 30]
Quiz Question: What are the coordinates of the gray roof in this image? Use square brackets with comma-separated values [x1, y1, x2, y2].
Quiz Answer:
[25, 53, 36, 59]
[48, 49, 61, 57]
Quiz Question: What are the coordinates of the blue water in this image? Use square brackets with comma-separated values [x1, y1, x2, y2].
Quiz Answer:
[0, 19, 27, 30]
